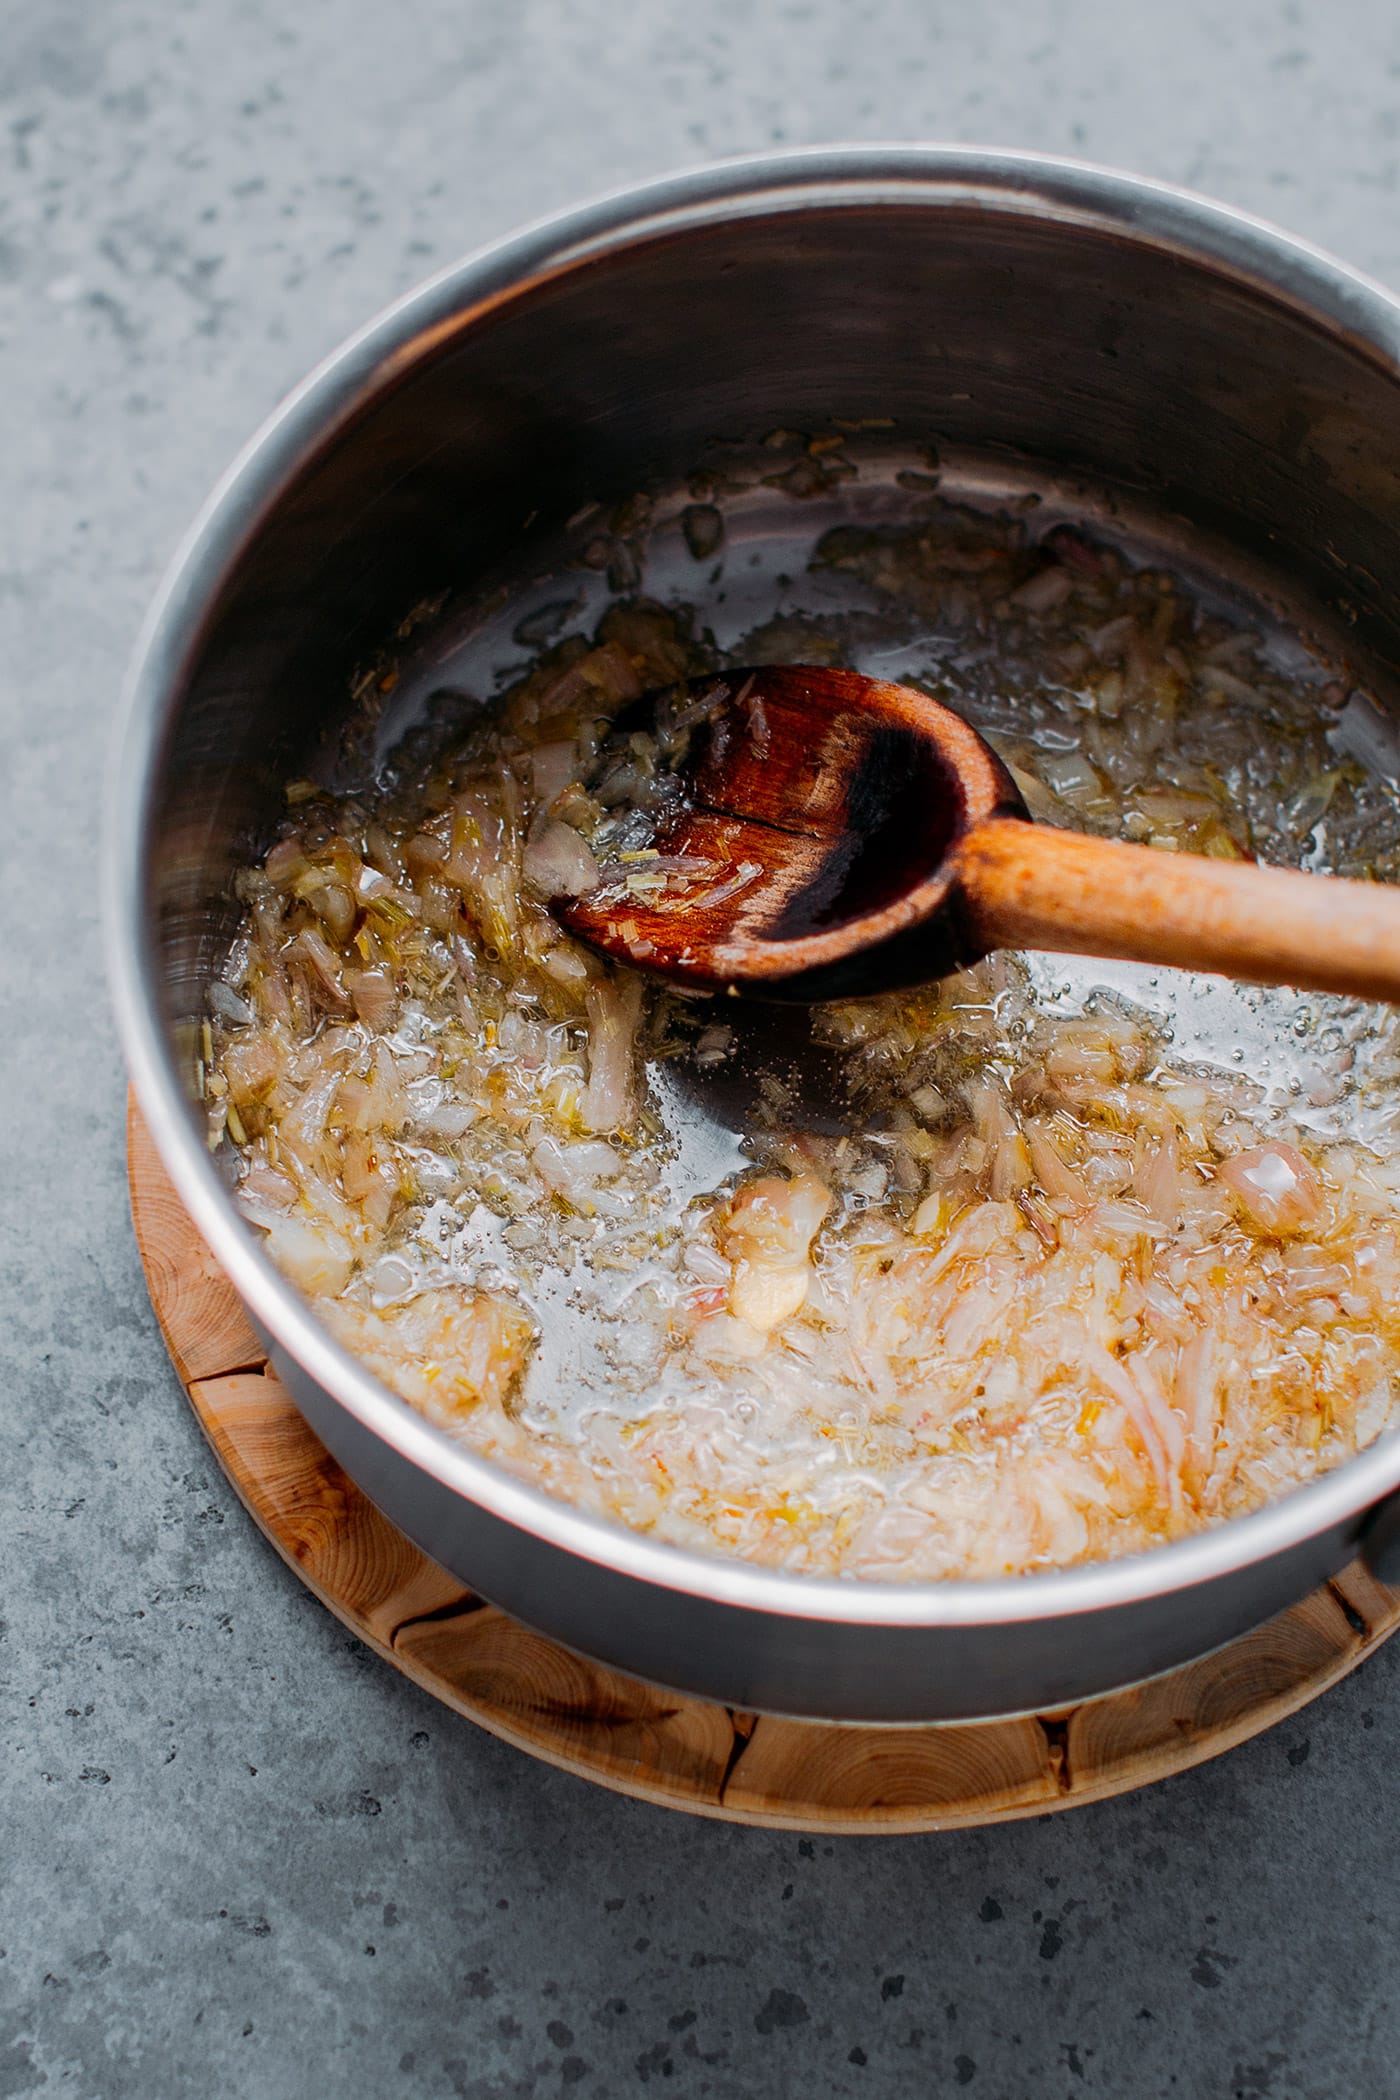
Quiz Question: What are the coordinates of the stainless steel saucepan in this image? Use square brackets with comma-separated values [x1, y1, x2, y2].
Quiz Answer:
[109, 148, 1400, 1722]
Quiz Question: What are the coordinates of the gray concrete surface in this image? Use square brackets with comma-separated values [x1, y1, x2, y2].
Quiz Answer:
[5, 1, 1400, 2092]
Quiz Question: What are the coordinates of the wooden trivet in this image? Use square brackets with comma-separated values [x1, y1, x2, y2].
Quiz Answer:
[128, 1095, 1400, 1831]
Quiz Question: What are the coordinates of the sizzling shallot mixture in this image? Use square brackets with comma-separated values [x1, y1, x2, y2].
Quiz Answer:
[204, 500, 1400, 1580]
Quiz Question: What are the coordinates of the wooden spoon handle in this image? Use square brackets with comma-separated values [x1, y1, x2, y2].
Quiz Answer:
[954, 816, 1400, 1003]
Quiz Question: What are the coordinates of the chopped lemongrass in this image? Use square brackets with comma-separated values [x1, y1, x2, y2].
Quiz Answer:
[364, 892, 415, 929]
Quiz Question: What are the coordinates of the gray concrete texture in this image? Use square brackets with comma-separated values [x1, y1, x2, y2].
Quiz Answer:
[4, 0, 1400, 2093]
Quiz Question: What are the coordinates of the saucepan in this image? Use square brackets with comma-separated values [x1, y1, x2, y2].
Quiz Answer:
[108, 148, 1400, 1721]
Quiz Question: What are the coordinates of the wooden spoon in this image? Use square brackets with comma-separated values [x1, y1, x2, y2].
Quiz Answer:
[558, 664, 1400, 1004]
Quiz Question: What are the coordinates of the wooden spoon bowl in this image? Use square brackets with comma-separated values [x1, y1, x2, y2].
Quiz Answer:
[559, 665, 1400, 1005]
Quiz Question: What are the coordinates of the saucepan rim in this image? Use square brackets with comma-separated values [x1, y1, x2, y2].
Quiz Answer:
[106, 143, 1400, 1630]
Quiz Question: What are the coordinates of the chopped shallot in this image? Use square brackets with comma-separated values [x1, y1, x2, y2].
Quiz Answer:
[581, 976, 643, 1133]
[1220, 1144, 1322, 1237]
[522, 821, 600, 900]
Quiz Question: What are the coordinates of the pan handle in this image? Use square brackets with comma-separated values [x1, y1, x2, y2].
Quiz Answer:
[1361, 1493, 1400, 1588]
